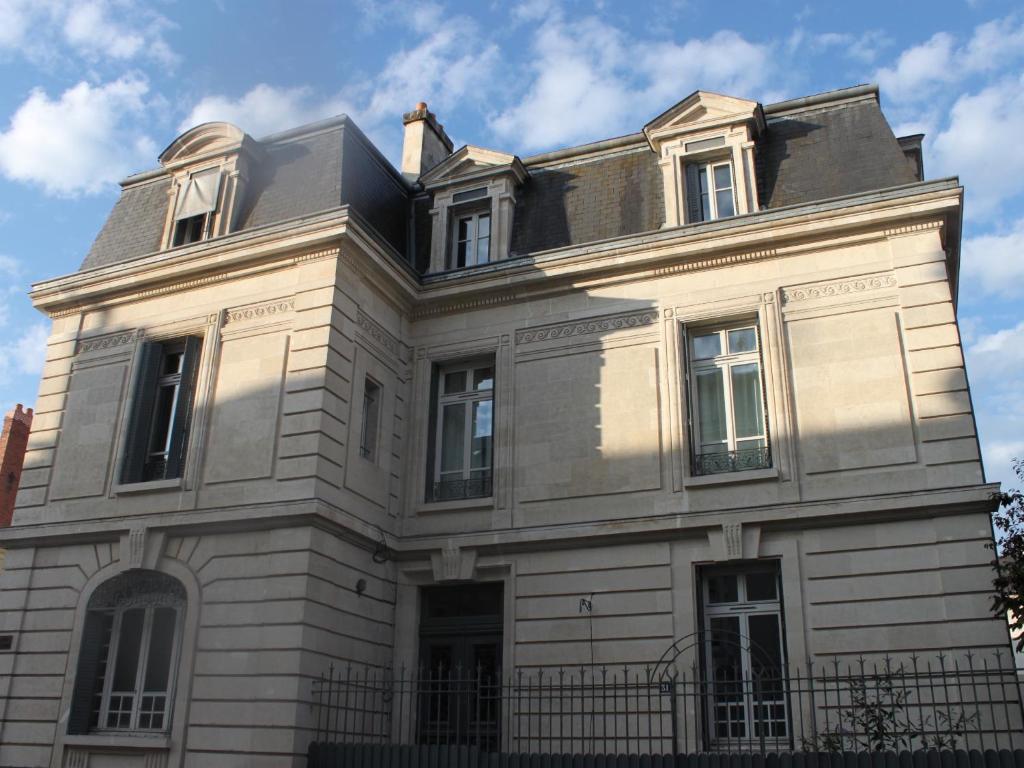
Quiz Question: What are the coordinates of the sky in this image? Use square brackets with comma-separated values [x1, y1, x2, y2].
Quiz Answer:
[0, 0, 1021, 488]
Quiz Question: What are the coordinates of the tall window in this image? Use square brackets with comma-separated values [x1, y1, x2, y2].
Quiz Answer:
[701, 565, 787, 745]
[451, 211, 491, 269]
[69, 571, 186, 735]
[433, 361, 494, 501]
[121, 337, 202, 483]
[685, 161, 736, 223]
[687, 323, 769, 475]
[360, 377, 381, 462]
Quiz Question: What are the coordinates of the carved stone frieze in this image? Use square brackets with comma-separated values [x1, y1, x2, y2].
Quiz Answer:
[356, 309, 400, 356]
[77, 329, 140, 354]
[224, 298, 294, 325]
[515, 309, 658, 345]
[723, 522, 743, 560]
[781, 273, 896, 304]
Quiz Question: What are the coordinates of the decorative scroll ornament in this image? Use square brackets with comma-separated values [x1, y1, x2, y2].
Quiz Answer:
[77, 330, 139, 354]
[782, 274, 896, 304]
[88, 571, 186, 610]
[516, 310, 659, 345]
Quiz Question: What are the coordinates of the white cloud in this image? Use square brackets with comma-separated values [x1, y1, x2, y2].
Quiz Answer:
[874, 32, 956, 103]
[180, 84, 350, 139]
[0, 76, 157, 196]
[0, 0, 175, 66]
[181, 13, 498, 158]
[874, 15, 1024, 103]
[962, 218, 1024, 298]
[931, 74, 1024, 219]
[489, 19, 774, 151]
[803, 30, 890, 63]
[0, 322, 49, 389]
[967, 321, 1024, 379]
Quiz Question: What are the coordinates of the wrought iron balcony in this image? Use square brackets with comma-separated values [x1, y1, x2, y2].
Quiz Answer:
[693, 445, 771, 476]
[432, 472, 493, 502]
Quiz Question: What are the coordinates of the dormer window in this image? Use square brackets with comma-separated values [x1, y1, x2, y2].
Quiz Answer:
[170, 168, 221, 247]
[686, 160, 736, 223]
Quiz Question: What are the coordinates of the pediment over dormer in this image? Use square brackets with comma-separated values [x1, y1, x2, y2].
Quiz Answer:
[158, 122, 256, 168]
[644, 91, 765, 154]
[421, 145, 528, 190]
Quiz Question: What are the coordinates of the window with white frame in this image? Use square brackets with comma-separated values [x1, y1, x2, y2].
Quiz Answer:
[170, 167, 221, 247]
[432, 361, 494, 501]
[360, 377, 381, 462]
[450, 210, 491, 269]
[68, 571, 186, 735]
[685, 160, 736, 223]
[686, 322, 770, 475]
[701, 564, 788, 745]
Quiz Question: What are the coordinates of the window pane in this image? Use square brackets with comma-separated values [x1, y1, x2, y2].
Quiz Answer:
[698, 167, 711, 221]
[444, 371, 466, 394]
[112, 608, 145, 692]
[696, 369, 727, 446]
[731, 363, 764, 439]
[162, 352, 183, 376]
[458, 218, 470, 241]
[455, 240, 468, 269]
[360, 379, 380, 460]
[713, 163, 732, 191]
[477, 214, 490, 237]
[143, 608, 177, 693]
[707, 573, 738, 603]
[745, 571, 778, 602]
[440, 404, 466, 474]
[149, 383, 179, 455]
[473, 366, 494, 390]
[727, 328, 757, 353]
[715, 189, 735, 218]
[476, 234, 490, 264]
[471, 400, 493, 471]
[692, 333, 721, 359]
[748, 614, 784, 677]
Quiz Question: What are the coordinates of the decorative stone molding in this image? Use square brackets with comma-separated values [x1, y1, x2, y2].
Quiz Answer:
[516, 309, 659, 345]
[128, 526, 146, 569]
[224, 298, 294, 325]
[781, 273, 896, 304]
[118, 526, 166, 572]
[431, 540, 477, 582]
[77, 329, 141, 354]
[884, 221, 942, 238]
[356, 309, 400, 356]
[293, 246, 340, 264]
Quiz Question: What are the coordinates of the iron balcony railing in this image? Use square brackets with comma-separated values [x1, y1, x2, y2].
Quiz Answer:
[432, 471, 493, 502]
[311, 652, 1024, 756]
[693, 446, 771, 476]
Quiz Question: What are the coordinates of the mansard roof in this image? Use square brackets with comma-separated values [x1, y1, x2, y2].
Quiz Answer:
[79, 83, 924, 275]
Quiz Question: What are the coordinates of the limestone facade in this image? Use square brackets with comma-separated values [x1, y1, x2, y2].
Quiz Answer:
[0, 85, 1011, 767]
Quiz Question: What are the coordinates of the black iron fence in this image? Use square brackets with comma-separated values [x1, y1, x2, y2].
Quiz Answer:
[692, 446, 771, 476]
[311, 653, 1024, 756]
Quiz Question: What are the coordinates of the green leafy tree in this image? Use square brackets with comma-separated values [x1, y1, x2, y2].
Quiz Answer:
[991, 459, 1024, 652]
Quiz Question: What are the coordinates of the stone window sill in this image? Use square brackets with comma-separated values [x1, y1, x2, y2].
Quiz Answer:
[112, 477, 183, 495]
[683, 466, 779, 488]
[416, 496, 495, 515]
[63, 732, 170, 750]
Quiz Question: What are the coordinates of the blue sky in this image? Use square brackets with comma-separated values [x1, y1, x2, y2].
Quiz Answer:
[0, 0, 1021, 487]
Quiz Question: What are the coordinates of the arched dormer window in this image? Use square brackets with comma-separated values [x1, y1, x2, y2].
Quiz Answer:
[157, 121, 262, 249]
[68, 571, 186, 734]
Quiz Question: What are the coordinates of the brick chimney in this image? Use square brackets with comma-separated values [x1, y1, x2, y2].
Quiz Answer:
[0, 403, 33, 527]
[401, 101, 453, 181]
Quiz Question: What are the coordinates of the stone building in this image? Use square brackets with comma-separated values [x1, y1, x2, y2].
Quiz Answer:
[0, 84, 1015, 766]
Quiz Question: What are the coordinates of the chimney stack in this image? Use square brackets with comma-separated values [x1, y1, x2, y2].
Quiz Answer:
[0, 403, 33, 527]
[401, 102, 453, 181]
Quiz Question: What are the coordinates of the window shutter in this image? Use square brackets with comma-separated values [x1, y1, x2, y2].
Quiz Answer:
[174, 168, 222, 220]
[164, 336, 202, 480]
[67, 611, 110, 735]
[121, 342, 164, 484]
[679, 325, 697, 471]
[684, 163, 702, 224]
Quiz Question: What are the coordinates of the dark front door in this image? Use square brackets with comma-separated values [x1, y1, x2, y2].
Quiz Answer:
[418, 583, 503, 749]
